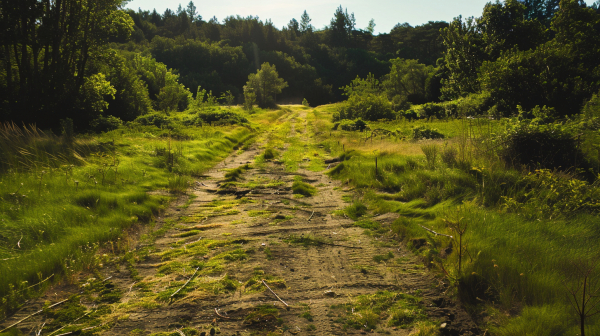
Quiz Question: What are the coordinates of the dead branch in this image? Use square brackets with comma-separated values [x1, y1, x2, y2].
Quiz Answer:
[214, 308, 230, 319]
[171, 267, 199, 299]
[420, 225, 453, 238]
[261, 279, 289, 307]
[0, 298, 69, 333]
[308, 211, 315, 222]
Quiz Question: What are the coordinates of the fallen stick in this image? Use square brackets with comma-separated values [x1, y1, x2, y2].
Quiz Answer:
[214, 308, 230, 319]
[419, 225, 453, 238]
[307, 211, 315, 222]
[15, 274, 54, 294]
[261, 280, 289, 308]
[0, 298, 69, 333]
[174, 329, 186, 336]
[171, 267, 199, 299]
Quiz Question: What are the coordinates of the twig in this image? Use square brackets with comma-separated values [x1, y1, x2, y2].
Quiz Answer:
[101, 276, 112, 282]
[14, 274, 54, 294]
[174, 328, 186, 336]
[419, 225, 453, 238]
[214, 308, 230, 319]
[307, 211, 315, 222]
[0, 298, 69, 333]
[171, 267, 199, 298]
[261, 279, 289, 307]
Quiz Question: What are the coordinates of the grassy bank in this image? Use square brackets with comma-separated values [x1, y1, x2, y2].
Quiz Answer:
[0, 106, 280, 318]
[310, 104, 600, 335]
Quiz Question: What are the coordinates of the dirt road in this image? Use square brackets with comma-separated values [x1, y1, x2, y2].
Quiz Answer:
[1, 108, 479, 336]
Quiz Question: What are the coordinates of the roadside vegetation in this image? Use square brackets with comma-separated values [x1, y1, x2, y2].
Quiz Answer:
[0, 106, 281, 319]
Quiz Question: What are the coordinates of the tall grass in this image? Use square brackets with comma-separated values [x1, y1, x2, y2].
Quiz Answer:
[0, 107, 275, 318]
[313, 103, 600, 334]
[0, 122, 97, 173]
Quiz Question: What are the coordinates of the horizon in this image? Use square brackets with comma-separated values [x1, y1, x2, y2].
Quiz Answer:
[123, 0, 597, 35]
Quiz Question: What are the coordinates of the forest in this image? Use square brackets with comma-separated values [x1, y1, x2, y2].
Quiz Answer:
[1, 0, 600, 335]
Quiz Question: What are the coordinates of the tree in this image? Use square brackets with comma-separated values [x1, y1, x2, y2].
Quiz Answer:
[366, 19, 376, 34]
[186, 1, 201, 22]
[440, 16, 485, 99]
[300, 10, 313, 33]
[478, 0, 546, 59]
[329, 6, 355, 46]
[287, 18, 299, 39]
[0, 0, 134, 127]
[243, 63, 288, 108]
[383, 58, 434, 104]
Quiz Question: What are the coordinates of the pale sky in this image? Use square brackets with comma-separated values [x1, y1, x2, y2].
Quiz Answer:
[124, 0, 597, 35]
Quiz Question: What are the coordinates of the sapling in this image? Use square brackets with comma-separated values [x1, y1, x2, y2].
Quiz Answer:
[443, 214, 469, 276]
[562, 258, 600, 336]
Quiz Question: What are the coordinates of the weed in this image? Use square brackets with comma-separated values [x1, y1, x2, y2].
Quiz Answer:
[292, 176, 317, 197]
[345, 202, 367, 220]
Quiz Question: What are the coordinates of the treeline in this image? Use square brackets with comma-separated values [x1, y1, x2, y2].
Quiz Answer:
[0, 0, 449, 130]
[340, 0, 600, 121]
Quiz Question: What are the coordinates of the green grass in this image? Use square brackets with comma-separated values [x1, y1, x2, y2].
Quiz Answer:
[332, 290, 426, 331]
[311, 103, 600, 334]
[0, 106, 286, 319]
[291, 176, 317, 197]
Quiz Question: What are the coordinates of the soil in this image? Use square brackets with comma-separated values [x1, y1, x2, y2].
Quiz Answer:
[0, 109, 481, 336]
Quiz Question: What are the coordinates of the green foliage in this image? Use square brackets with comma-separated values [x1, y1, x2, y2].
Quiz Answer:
[383, 58, 435, 104]
[498, 120, 588, 171]
[194, 110, 248, 126]
[89, 115, 124, 133]
[345, 202, 367, 220]
[244, 63, 288, 108]
[262, 148, 278, 160]
[502, 169, 600, 218]
[411, 126, 444, 140]
[337, 291, 425, 330]
[334, 119, 367, 132]
[291, 176, 317, 197]
[338, 94, 393, 121]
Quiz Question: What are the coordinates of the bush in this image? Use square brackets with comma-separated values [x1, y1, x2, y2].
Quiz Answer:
[411, 126, 444, 140]
[336, 119, 368, 131]
[499, 121, 588, 172]
[89, 115, 123, 133]
[135, 113, 171, 128]
[194, 110, 248, 126]
[338, 94, 394, 121]
[402, 109, 418, 120]
[420, 103, 446, 119]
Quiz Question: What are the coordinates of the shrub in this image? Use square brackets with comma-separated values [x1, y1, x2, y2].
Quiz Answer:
[411, 126, 444, 140]
[420, 103, 446, 119]
[440, 145, 458, 167]
[402, 109, 418, 120]
[421, 144, 438, 169]
[135, 113, 171, 128]
[89, 115, 123, 133]
[337, 119, 368, 131]
[499, 121, 588, 172]
[196, 110, 248, 126]
[338, 94, 394, 121]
